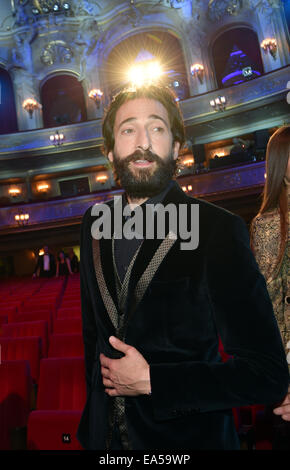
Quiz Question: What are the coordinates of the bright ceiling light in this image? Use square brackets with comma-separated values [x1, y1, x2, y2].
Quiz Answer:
[127, 61, 163, 87]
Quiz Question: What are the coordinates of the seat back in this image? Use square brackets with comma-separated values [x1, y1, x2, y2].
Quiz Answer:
[2, 321, 48, 357]
[0, 360, 32, 450]
[0, 337, 42, 383]
[48, 334, 84, 358]
[36, 357, 86, 410]
[53, 318, 82, 334]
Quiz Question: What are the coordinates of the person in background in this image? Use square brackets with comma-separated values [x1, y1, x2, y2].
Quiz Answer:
[56, 250, 73, 277]
[32, 245, 56, 278]
[68, 248, 79, 273]
[251, 125, 290, 448]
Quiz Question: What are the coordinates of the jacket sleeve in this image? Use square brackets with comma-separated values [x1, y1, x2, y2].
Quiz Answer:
[149, 214, 289, 421]
[80, 208, 98, 396]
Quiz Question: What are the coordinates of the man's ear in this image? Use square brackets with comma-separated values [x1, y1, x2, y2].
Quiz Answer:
[107, 151, 113, 163]
[173, 141, 180, 160]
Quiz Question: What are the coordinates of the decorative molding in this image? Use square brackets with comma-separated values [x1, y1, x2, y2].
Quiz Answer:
[207, 0, 244, 22]
[40, 40, 73, 65]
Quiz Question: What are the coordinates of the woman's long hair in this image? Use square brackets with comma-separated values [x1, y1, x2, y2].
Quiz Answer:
[251, 125, 290, 265]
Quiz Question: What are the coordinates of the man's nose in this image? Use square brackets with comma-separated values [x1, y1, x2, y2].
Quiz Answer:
[136, 128, 151, 151]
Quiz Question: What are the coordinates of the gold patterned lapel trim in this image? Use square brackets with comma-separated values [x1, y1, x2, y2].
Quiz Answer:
[112, 236, 144, 315]
[92, 237, 119, 331]
[132, 231, 177, 314]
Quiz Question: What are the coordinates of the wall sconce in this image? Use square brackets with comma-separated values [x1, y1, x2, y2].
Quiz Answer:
[89, 89, 103, 108]
[50, 131, 64, 146]
[37, 183, 50, 193]
[261, 38, 277, 59]
[181, 185, 193, 193]
[190, 64, 204, 84]
[22, 98, 41, 118]
[96, 173, 109, 184]
[182, 157, 194, 167]
[15, 212, 29, 226]
[210, 96, 226, 112]
[9, 187, 21, 197]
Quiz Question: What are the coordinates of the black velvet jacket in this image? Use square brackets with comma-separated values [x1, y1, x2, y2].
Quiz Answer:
[77, 181, 289, 450]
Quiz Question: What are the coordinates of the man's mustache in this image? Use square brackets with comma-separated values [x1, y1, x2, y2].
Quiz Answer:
[121, 150, 162, 164]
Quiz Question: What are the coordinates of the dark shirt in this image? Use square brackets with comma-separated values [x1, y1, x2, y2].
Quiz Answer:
[114, 181, 175, 284]
[58, 260, 69, 276]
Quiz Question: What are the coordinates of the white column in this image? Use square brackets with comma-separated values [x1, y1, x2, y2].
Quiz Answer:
[181, 26, 215, 97]
[271, 6, 290, 67]
[82, 68, 104, 120]
[254, 7, 283, 72]
[11, 69, 43, 131]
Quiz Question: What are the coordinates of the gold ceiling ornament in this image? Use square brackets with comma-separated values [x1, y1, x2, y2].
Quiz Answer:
[208, 0, 243, 21]
[40, 40, 73, 66]
[31, 0, 72, 15]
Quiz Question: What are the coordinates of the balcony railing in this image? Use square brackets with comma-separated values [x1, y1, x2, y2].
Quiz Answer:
[0, 161, 266, 233]
[0, 66, 288, 160]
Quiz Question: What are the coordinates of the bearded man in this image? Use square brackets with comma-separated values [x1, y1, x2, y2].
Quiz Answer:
[77, 85, 289, 450]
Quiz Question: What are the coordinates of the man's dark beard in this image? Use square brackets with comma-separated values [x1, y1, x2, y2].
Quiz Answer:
[111, 149, 177, 199]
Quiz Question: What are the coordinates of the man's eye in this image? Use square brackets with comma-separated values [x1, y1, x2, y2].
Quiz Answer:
[152, 126, 164, 133]
[121, 128, 134, 135]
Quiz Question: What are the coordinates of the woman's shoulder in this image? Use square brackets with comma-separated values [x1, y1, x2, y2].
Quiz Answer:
[252, 209, 280, 227]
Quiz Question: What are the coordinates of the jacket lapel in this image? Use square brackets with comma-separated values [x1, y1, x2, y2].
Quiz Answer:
[91, 181, 189, 330]
[92, 237, 119, 331]
[125, 181, 188, 316]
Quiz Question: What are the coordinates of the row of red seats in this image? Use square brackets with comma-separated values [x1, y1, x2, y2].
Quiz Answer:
[28, 357, 86, 450]
[1, 358, 86, 450]
[0, 275, 85, 450]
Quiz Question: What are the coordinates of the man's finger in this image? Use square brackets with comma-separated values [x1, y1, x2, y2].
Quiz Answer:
[109, 336, 132, 354]
[273, 405, 290, 415]
[281, 413, 290, 421]
[102, 378, 114, 388]
[99, 353, 112, 368]
[105, 388, 118, 397]
[101, 366, 110, 378]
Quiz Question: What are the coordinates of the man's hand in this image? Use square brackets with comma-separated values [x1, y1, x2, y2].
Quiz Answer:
[273, 385, 290, 421]
[100, 336, 151, 397]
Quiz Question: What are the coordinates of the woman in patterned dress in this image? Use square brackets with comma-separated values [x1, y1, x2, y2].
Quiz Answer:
[251, 125, 290, 448]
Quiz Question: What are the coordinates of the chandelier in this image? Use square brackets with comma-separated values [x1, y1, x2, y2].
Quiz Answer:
[31, 0, 71, 15]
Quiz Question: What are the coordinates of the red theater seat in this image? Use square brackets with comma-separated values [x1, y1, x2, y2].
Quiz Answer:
[0, 360, 33, 450]
[57, 307, 81, 318]
[20, 302, 53, 314]
[0, 315, 8, 334]
[0, 307, 17, 322]
[53, 318, 82, 334]
[0, 337, 42, 384]
[2, 321, 49, 357]
[15, 311, 53, 333]
[36, 357, 86, 410]
[27, 357, 86, 450]
[0, 305, 19, 321]
[27, 410, 83, 450]
[48, 334, 84, 358]
[60, 300, 81, 310]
